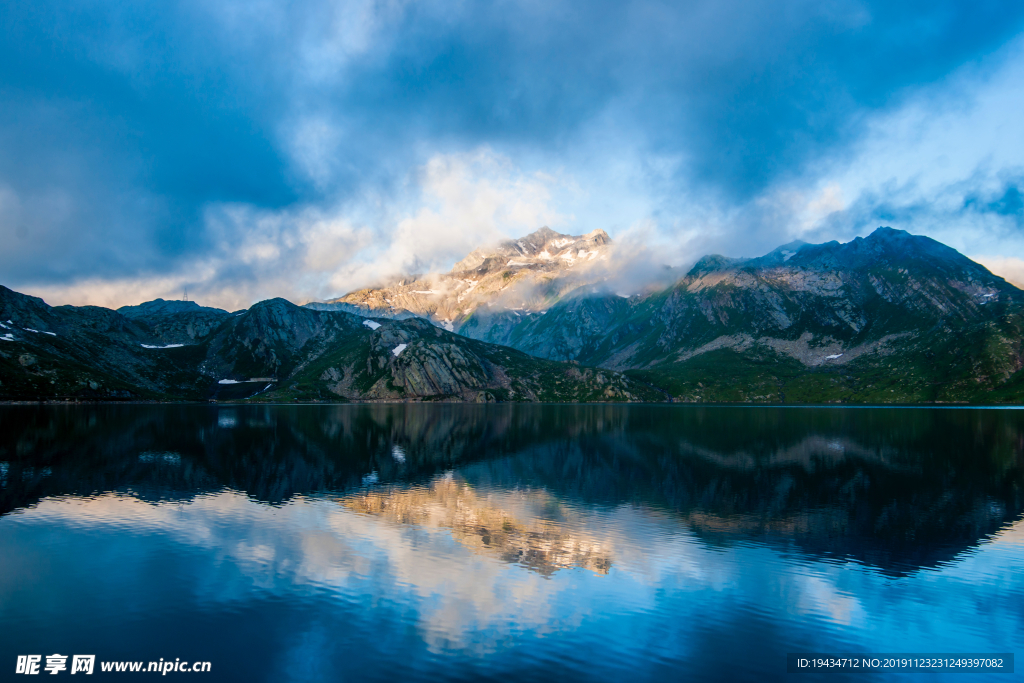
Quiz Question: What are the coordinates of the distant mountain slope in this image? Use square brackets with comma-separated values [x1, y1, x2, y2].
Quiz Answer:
[0, 287, 659, 403]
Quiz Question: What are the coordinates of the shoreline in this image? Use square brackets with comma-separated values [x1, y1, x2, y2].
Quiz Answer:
[1, 399, 1016, 407]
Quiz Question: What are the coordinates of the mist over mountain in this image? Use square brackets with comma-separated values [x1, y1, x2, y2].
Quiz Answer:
[310, 227, 619, 331]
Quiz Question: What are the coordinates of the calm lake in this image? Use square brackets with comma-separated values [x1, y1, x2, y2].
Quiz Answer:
[1, 404, 1021, 681]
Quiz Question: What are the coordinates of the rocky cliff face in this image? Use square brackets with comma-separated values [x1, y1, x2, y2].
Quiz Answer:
[282, 313, 659, 403]
[612, 228, 1015, 364]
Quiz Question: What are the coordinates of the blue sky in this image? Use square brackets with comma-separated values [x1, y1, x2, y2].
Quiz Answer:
[2, 0, 1024, 309]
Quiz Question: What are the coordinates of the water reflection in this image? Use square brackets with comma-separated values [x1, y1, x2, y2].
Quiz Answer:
[0, 405, 1022, 681]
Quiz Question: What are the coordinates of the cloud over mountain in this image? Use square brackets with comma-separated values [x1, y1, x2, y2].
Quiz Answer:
[2, 0, 1024, 308]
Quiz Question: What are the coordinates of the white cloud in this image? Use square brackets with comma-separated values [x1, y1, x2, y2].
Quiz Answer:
[23, 149, 577, 310]
[611, 34, 1024, 265]
[286, 116, 345, 189]
[317, 150, 575, 295]
[785, 35, 1024, 254]
[15, 33, 1024, 311]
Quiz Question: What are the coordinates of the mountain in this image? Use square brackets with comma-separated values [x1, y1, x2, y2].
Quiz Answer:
[0, 285, 198, 399]
[311, 226, 613, 332]
[0, 286, 660, 403]
[584, 228, 1024, 402]
[117, 298, 229, 318]
[118, 298, 232, 345]
[319, 227, 1024, 403]
[5, 226, 1024, 404]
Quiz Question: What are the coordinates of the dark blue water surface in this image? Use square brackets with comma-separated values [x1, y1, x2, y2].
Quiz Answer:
[0, 404, 1021, 681]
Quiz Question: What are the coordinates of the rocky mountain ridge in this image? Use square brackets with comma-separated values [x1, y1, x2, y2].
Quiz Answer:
[0, 286, 659, 403]
[508, 227, 1013, 365]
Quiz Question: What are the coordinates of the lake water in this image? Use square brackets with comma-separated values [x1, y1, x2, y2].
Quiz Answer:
[0, 404, 1021, 681]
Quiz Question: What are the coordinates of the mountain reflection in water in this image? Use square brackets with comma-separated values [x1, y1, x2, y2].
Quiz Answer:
[3, 404, 1020, 575]
[0, 405, 1022, 682]
[341, 478, 614, 576]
